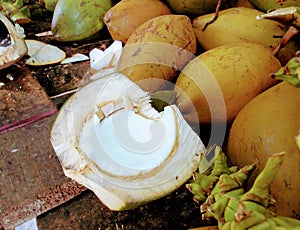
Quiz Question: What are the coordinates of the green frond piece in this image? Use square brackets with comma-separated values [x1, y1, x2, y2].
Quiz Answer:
[232, 206, 267, 229]
[270, 216, 300, 228]
[219, 174, 241, 195]
[20, 5, 30, 17]
[186, 183, 207, 202]
[272, 53, 300, 87]
[229, 164, 256, 188]
[208, 195, 230, 224]
[229, 165, 238, 174]
[241, 200, 268, 216]
[210, 146, 232, 176]
[186, 172, 219, 203]
[12, 0, 23, 8]
[0, 0, 30, 23]
[240, 152, 285, 208]
[224, 196, 241, 224]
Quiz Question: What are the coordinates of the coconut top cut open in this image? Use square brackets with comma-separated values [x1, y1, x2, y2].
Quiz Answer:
[50, 73, 205, 210]
[0, 13, 27, 70]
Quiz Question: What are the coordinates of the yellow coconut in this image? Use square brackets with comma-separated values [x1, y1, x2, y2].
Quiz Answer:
[175, 42, 280, 125]
[227, 81, 300, 219]
[193, 7, 287, 51]
[104, 0, 171, 44]
[117, 14, 197, 93]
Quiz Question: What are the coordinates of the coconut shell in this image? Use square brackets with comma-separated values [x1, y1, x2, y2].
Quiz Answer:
[166, 0, 219, 15]
[25, 39, 66, 66]
[193, 7, 287, 51]
[0, 13, 27, 70]
[50, 73, 206, 211]
[227, 81, 300, 219]
[249, 0, 300, 12]
[175, 42, 280, 124]
[117, 14, 197, 93]
[104, 0, 171, 44]
[51, 0, 112, 42]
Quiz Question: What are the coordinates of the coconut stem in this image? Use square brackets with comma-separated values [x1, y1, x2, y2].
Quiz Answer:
[186, 173, 219, 203]
[240, 152, 285, 207]
[202, 0, 223, 31]
[0, 109, 58, 134]
[190, 150, 300, 229]
[210, 147, 234, 176]
[202, 164, 256, 224]
[271, 26, 299, 56]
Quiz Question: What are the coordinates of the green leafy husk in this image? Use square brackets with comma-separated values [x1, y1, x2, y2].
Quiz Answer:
[272, 51, 300, 87]
[187, 148, 300, 229]
[0, 0, 31, 23]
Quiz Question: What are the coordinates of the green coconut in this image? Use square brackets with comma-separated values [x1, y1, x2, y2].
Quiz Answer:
[51, 0, 112, 42]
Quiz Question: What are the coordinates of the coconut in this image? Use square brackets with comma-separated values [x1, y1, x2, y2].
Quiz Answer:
[227, 81, 300, 218]
[166, 0, 219, 15]
[117, 14, 197, 93]
[51, 0, 112, 42]
[103, 0, 172, 44]
[50, 73, 206, 210]
[0, 13, 27, 70]
[25, 39, 66, 66]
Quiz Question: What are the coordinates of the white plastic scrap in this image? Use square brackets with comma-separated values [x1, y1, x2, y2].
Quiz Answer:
[6, 74, 13, 81]
[61, 53, 89, 64]
[89, 40, 122, 80]
[15, 218, 38, 230]
[35, 30, 53, 37]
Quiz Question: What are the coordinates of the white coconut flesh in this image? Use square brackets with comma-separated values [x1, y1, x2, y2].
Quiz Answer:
[79, 107, 177, 173]
[25, 39, 66, 66]
[50, 73, 206, 210]
[0, 13, 27, 70]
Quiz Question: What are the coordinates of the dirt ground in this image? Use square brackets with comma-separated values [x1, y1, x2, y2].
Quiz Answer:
[37, 185, 217, 230]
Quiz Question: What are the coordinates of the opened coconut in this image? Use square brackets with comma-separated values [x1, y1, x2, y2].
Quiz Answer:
[50, 73, 206, 210]
[0, 13, 27, 70]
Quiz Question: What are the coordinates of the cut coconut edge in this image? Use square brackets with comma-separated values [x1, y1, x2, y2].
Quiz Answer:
[50, 72, 206, 210]
[25, 39, 66, 66]
[0, 13, 27, 70]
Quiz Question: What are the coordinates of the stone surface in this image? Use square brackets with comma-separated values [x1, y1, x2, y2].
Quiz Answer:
[0, 67, 86, 229]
